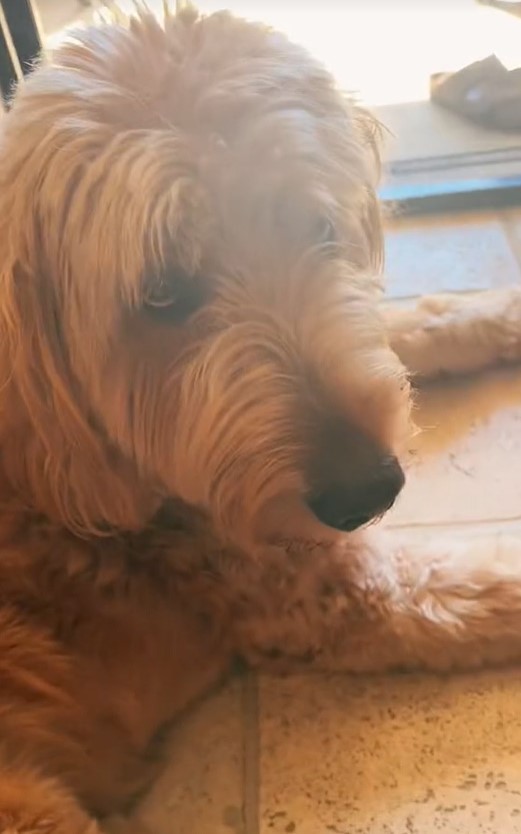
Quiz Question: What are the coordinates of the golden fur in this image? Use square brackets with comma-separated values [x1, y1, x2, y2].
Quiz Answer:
[0, 6, 520, 832]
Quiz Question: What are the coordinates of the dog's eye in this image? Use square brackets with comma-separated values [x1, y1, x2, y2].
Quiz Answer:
[144, 269, 204, 324]
[315, 217, 335, 244]
[145, 275, 180, 309]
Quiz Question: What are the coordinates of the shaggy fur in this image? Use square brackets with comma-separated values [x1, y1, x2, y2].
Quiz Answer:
[0, 6, 521, 832]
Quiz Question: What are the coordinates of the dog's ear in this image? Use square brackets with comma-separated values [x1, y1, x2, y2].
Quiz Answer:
[0, 25, 166, 534]
[0, 256, 159, 534]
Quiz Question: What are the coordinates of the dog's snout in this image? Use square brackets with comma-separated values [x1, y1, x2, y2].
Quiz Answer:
[307, 455, 405, 532]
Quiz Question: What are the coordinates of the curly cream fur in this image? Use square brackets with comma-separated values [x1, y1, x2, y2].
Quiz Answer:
[0, 7, 520, 833]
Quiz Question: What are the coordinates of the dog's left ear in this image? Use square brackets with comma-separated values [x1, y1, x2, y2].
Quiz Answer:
[0, 253, 159, 534]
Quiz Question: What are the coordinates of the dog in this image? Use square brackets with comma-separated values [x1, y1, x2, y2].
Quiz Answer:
[0, 5, 521, 832]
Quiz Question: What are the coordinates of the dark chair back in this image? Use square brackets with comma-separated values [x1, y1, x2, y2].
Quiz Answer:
[0, 0, 43, 106]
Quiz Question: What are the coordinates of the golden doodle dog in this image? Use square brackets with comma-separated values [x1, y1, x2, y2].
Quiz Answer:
[1, 5, 521, 832]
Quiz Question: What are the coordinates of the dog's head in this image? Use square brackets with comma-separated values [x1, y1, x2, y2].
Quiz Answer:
[0, 8, 411, 545]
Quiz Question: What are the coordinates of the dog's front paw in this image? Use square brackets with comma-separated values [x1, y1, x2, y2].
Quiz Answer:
[387, 287, 521, 377]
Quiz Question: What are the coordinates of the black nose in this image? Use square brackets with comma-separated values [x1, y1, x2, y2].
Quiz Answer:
[307, 455, 405, 532]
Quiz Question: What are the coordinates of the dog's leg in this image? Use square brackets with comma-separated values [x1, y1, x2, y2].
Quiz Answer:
[0, 758, 103, 834]
[231, 529, 521, 674]
[384, 286, 521, 378]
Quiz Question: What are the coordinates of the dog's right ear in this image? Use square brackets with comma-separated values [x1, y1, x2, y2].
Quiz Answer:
[0, 29, 167, 534]
[0, 254, 159, 535]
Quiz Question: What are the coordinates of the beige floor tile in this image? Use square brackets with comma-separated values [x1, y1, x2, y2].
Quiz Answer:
[388, 367, 521, 528]
[259, 671, 521, 834]
[134, 678, 247, 834]
[385, 213, 521, 300]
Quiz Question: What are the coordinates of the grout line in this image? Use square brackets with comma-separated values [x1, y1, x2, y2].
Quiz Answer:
[242, 672, 260, 834]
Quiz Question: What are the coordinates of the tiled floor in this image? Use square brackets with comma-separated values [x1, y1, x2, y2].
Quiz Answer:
[131, 211, 521, 834]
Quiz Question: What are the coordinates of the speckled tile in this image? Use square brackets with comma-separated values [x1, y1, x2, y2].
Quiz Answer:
[133, 679, 247, 834]
[259, 671, 521, 834]
[385, 212, 521, 300]
[388, 367, 521, 528]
